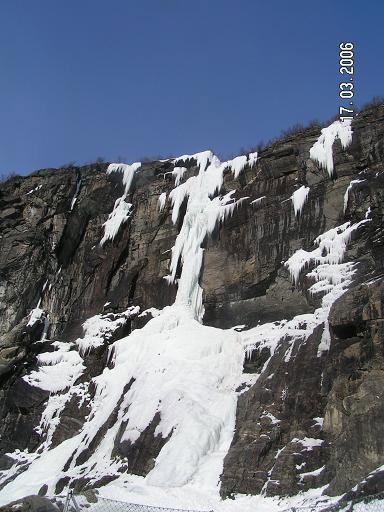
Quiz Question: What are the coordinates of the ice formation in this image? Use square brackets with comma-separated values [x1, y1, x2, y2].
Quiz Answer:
[310, 119, 353, 176]
[26, 184, 42, 195]
[343, 179, 365, 212]
[100, 162, 141, 246]
[250, 195, 266, 205]
[0, 146, 372, 511]
[291, 185, 310, 216]
[70, 178, 81, 211]
[158, 192, 167, 212]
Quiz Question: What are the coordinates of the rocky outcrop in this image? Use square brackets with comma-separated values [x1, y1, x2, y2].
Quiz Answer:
[0, 104, 384, 502]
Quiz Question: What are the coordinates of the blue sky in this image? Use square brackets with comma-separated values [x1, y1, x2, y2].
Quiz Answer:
[1, 0, 383, 174]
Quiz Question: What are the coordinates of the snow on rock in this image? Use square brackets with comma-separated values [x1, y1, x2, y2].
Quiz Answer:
[27, 307, 44, 327]
[343, 179, 365, 212]
[100, 162, 141, 246]
[173, 150, 213, 173]
[241, 219, 370, 363]
[283, 218, 370, 356]
[70, 178, 82, 211]
[248, 151, 258, 168]
[3, 305, 245, 498]
[285, 219, 370, 284]
[310, 119, 353, 176]
[138, 307, 162, 318]
[158, 192, 167, 212]
[299, 465, 325, 481]
[23, 341, 85, 394]
[226, 155, 247, 178]
[250, 196, 266, 205]
[292, 437, 324, 450]
[26, 184, 42, 195]
[313, 417, 324, 428]
[291, 186, 310, 216]
[75, 307, 139, 356]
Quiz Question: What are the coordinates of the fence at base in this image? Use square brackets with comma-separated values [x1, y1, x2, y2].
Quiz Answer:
[63, 489, 384, 512]
[63, 491, 213, 512]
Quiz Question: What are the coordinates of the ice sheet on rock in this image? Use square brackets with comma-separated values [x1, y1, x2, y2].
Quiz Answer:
[343, 179, 365, 212]
[242, 219, 370, 364]
[291, 186, 310, 216]
[248, 151, 258, 168]
[26, 185, 42, 195]
[313, 417, 324, 428]
[284, 219, 370, 356]
[285, 220, 369, 284]
[167, 153, 250, 321]
[23, 341, 85, 394]
[226, 155, 247, 178]
[107, 162, 142, 194]
[309, 119, 352, 176]
[173, 150, 214, 173]
[70, 178, 82, 210]
[250, 196, 266, 205]
[27, 307, 44, 327]
[299, 465, 325, 481]
[172, 167, 187, 186]
[100, 198, 132, 245]
[158, 192, 167, 212]
[292, 437, 324, 450]
[100, 162, 141, 246]
[75, 307, 139, 355]
[0, 147, 367, 508]
[138, 307, 161, 318]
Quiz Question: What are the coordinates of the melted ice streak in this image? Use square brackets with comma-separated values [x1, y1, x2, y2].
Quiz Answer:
[343, 179, 365, 212]
[100, 162, 141, 246]
[310, 119, 353, 176]
[291, 186, 310, 216]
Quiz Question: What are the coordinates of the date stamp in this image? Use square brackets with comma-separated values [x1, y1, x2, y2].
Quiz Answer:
[339, 42, 354, 121]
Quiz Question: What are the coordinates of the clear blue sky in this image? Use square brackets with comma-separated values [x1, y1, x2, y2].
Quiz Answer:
[1, 0, 383, 175]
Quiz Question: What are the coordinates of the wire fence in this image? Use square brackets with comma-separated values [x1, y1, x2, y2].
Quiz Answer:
[63, 491, 213, 512]
[280, 491, 384, 512]
[63, 490, 384, 512]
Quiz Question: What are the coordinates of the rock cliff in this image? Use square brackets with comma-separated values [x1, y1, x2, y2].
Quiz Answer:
[0, 104, 383, 507]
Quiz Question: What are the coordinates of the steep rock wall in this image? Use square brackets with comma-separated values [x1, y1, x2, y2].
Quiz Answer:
[0, 105, 383, 504]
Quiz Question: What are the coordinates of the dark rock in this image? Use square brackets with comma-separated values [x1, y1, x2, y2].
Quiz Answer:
[0, 495, 59, 512]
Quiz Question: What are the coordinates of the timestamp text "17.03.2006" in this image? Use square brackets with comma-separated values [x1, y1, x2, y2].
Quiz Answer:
[339, 42, 354, 121]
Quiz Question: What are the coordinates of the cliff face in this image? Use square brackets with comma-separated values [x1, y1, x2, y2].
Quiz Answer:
[0, 105, 383, 506]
